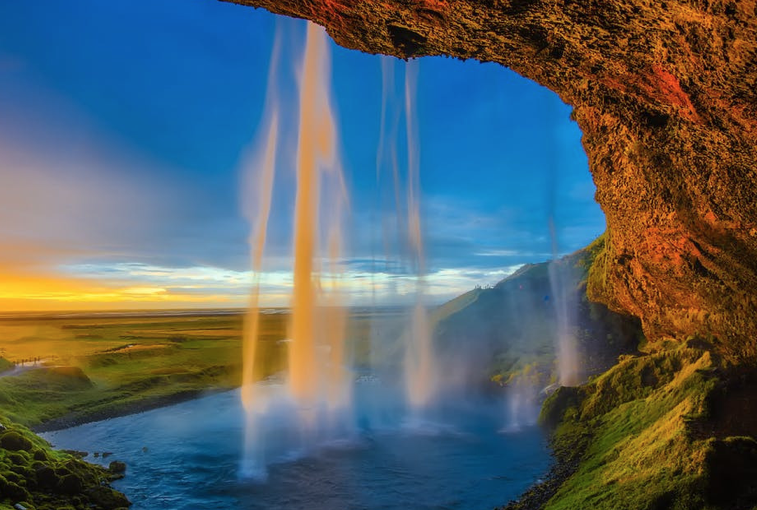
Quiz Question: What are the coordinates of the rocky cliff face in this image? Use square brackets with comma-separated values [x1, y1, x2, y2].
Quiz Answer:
[226, 0, 757, 358]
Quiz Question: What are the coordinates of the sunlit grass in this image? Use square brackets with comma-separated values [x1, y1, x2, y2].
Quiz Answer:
[0, 310, 403, 428]
[541, 345, 723, 510]
[0, 314, 262, 427]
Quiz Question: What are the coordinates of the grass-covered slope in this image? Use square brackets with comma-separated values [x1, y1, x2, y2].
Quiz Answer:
[544, 346, 717, 509]
[504, 341, 757, 510]
[0, 412, 129, 510]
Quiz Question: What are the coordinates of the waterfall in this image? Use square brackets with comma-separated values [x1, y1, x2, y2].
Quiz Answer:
[240, 21, 351, 478]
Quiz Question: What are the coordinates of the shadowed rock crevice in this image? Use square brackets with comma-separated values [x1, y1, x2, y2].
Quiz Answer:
[226, 0, 757, 358]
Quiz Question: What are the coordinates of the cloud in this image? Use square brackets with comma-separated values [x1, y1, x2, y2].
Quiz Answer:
[0, 256, 523, 311]
[0, 270, 239, 311]
[0, 74, 256, 273]
[0, 5, 608, 312]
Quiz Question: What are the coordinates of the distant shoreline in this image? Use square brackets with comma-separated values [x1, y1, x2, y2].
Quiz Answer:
[0, 308, 249, 321]
[0, 305, 411, 322]
[34, 386, 236, 433]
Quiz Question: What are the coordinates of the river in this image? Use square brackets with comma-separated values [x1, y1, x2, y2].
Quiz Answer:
[43, 383, 550, 510]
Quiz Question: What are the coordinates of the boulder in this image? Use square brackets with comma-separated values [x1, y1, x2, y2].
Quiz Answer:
[86, 486, 131, 509]
[34, 464, 58, 490]
[0, 475, 30, 502]
[108, 461, 127, 475]
[0, 431, 33, 452]
[56, 473, 83, 495]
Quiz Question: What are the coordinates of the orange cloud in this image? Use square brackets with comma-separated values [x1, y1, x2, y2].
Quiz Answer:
[0, 269, 237, 311]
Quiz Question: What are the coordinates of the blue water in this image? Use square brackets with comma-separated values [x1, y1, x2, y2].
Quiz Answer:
[43, 387, 551, 510]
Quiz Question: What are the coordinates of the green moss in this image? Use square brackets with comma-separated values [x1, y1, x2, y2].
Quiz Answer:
[540, 345, 732, 510]
[539, 386, 583, 429]
[0, 431, 33, 452]
[0, 412, 128, 509]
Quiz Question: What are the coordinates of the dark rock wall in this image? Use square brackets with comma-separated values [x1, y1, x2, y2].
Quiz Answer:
[226, 0, 757, 357]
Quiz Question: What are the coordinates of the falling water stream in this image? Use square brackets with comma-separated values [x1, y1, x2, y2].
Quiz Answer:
[240, 22, 352, 478]
[401, 60, 437, 412]
[548, 259, 580, 387]
[239, 25, 281, 478]
[240, 19, 445, 480]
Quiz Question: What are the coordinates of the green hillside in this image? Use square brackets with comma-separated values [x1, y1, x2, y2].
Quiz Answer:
[432, 237, 643, 389]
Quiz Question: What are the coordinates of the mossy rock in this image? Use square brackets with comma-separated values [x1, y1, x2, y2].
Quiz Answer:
[539, 386, 583, 429]
[6, 452, 28, 466]
[0, 413, 130, 509]
[54, 466, 73, 479]
[2, 471, 22, 484]
[108, 461, 126, 475]
[0, 431, 33, 452]
[56, 473, 83, 495]
[0, 475, 30, 501]
[34, 464, 58, 490]
[86, 486, 131, 509]
[9, 465, 36, 485]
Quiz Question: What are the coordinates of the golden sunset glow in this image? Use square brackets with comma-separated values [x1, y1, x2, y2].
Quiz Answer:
[0, 271, 234, 311]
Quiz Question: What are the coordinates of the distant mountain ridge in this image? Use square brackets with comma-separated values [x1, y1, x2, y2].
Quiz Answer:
[432, 237, 643, 390]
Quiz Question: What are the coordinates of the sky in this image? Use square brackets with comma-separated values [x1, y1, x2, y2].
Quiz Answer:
[0, 0, 605, 311]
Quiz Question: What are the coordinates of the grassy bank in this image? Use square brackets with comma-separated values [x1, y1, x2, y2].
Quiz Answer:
[503, 340, 757, 510]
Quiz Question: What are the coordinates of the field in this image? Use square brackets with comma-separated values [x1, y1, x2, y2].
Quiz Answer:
[0, 312, 250, 428]
[0, 309, 408, 429]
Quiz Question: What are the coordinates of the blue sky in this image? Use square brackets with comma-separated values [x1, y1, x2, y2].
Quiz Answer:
[0, 0, 604, 309]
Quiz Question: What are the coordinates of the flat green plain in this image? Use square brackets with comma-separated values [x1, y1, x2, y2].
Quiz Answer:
[0, 312, 279, 428]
